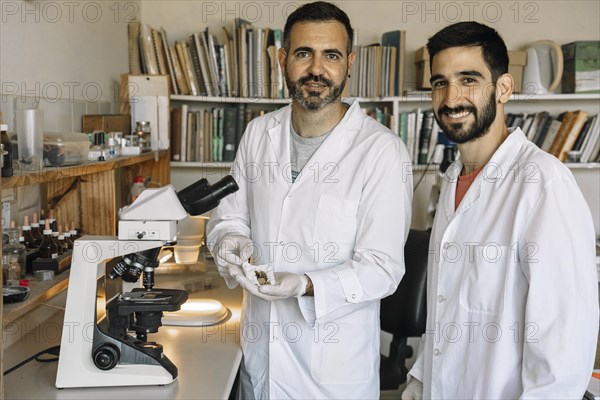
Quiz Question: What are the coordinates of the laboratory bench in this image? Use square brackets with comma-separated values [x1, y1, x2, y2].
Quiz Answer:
[3, 262, 243, 400]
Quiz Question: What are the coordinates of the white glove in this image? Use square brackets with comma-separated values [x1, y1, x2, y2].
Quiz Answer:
[234, 273, 280, 301]
[234, 272, 308, 301]
[213, 235, 253, 288]
[258, 272, 308, 299]
[401, 378, 423, 400]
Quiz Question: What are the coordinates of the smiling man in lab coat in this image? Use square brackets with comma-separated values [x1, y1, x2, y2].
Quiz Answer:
[207, 2, 413, 399]
[402, 22, 599, 399]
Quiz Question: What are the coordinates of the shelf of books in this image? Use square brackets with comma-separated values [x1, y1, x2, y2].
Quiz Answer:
[170, 93, 600, 169]
[128, 19, 599, 170]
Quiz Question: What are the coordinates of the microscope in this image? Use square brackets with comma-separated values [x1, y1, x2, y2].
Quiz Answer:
[55, 176, 238, 389]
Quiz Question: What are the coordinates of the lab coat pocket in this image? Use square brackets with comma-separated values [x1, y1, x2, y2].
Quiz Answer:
[459, 245, 509, 316]
[313, 194, 359, 247]
[310, 309, 376, 384]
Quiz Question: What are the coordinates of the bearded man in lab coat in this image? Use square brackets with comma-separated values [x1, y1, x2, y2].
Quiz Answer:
[207, 2, 413, 399]
[402, 21, 599, 400]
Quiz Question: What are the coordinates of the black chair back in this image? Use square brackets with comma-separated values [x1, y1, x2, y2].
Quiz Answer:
[381, 229, 430, 336]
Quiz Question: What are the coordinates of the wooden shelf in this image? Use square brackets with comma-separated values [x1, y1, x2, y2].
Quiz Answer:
[172, 93, 600, 104]
[171, 95, 290, 104]
[1, 150, 168, 189]
[3, 270, 70, 324]
[400, 92, 600, 102]
[171, 161, 233, 168]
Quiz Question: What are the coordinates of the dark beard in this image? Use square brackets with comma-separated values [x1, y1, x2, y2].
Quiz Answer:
[285, 73, 346, 110]
[434, 90, 497, 144]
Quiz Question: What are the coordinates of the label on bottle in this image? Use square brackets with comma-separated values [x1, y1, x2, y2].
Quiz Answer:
[51, 253, 58, 259]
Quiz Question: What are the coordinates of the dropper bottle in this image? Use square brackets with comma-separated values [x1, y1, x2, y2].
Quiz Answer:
[21, 215, 36, 249]
[39, 220, 58, 259]
[61, 224, 74, 250]
[30, 212, 43, 246]
[70, 221, 80, 240]
[57, 225, 69, 253]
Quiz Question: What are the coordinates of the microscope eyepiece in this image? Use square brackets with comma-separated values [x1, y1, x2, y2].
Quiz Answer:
[177, 175, 239, 216]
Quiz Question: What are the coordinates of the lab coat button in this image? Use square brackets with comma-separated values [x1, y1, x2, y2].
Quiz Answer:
[433, 348, 441, 356]
[351, 294, 357, 299]
[437, 295, 446, 303]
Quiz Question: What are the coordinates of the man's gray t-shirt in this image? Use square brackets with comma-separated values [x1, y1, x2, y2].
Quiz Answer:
[289, 124, 330, 182]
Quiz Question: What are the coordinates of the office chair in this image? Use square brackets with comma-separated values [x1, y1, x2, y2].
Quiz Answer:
[380, 229, 430, 390]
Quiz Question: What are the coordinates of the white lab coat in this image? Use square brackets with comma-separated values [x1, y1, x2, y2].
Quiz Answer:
[207, 99, 413, 399]
[409, 128, 599, 399]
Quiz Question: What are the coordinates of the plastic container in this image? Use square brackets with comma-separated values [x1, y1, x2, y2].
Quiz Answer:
[173, 215, 205, 264]
[43, 133, 91, 167]
[130, 176, 146, 203]
[16, 109, 44, 171]
[174, 242, 201, 264]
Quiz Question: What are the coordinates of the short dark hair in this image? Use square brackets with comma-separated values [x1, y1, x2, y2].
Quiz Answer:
[427, 21, 509, 82]
[283, 1, 353, 54]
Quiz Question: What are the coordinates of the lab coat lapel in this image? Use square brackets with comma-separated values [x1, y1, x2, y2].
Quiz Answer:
[441, 160, 462, 221]
[267, 106, 293, 188]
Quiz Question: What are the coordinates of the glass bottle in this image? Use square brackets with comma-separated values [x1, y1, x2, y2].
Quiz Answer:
[30, 212, 43, 247]
[47, 209, 57, 233]
[70, 221, 81, 240]
[3, 228, 25, 283]
[22, 215, 36, 249]
[57, 233, 69, 254]
[51, 231, 64, 255]
[107, 132, 119, 159]
[57, 226, 70, 253]
[63, 229, 74, 250]
[39, 221, 58, 259]
[39, 209, 46, 231]
[1, 124, 13, 178]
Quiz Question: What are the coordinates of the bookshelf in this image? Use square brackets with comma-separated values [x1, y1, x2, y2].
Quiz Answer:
[170, 92, 600, 168]
[169, 93, 600, 234]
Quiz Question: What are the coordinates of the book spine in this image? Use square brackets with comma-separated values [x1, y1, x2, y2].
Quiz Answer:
[222, 105, 237, 162]
[418, 110, 434, 164]
[170, 107, 182, 161]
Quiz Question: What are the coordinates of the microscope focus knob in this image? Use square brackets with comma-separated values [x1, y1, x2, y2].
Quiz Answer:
[93, 344, 120, 370]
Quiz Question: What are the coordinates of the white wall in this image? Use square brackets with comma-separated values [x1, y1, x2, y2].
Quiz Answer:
[0, 0, 140, 132]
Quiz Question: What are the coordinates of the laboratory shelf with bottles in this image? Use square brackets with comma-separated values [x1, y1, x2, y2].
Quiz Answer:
[1, 150, 170, 325]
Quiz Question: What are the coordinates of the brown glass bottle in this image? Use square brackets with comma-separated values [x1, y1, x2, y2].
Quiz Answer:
[70, 221, 80, 240]
[22, 215, 36, 249]
[51, 231, 63, 255]
[39, 221, 58, 259]
[30, 213, 43, 247]
[63, 231, 74, 250]
[61, 225, 74, 250]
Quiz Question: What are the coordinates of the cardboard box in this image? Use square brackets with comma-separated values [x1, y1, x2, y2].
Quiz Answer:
[82, 114, 131, 134]
[562, 41, 600, 93]
[414, 47, 528, 93]
[508, 50, 527, 93]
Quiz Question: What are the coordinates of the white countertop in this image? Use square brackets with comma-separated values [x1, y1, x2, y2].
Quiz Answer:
[4, 268, 243, 400]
